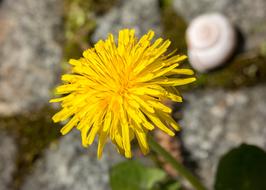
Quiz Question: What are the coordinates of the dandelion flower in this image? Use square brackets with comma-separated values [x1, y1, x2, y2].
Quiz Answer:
[50, 29, 195, 158]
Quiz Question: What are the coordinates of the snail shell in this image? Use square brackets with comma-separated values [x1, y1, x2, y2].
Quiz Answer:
[186, 13, 236, 72]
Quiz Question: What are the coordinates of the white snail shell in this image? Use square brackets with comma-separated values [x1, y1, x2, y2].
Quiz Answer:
[186, 13, 236, 72]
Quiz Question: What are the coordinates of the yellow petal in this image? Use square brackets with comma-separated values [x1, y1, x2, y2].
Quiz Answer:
[134, 128, 149, 155]
[60, 116, 79, 135]
[152, 77, 196, 86]
[142, 109, 175, 136]
[97, 130, 108, 159]
[166, 69, 194, 76]
[120, 105, 132, 158]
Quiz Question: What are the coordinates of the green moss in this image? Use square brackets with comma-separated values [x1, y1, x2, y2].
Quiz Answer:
[260, 41, 266, 57]
[63, 0, 96, 61]
[63, 0, 117, 66]
[90, 0, 118, 15]
[0, 107, 61, 190]
[160, 0, 187, 54]
[195, 52, 266, 89]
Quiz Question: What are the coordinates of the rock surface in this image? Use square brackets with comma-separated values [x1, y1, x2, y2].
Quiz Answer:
[21, 132, 124, 190]
[0, 132, 17, 190]
[173, 0, 266, 50]
[0, 0, 63, 116]
[92, 0, 161, 41]
[180, 85, 266, 188]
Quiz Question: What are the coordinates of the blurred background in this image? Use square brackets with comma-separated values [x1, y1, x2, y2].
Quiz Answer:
[0, 0, 266, 190]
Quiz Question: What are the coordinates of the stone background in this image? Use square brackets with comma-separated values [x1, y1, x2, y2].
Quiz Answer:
[0, 0, 266, 190]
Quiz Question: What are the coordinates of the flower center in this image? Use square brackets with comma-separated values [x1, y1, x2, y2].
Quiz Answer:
[117, 79, 130, 96]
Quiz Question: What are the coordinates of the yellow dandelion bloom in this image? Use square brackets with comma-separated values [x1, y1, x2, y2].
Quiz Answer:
[50, 29, 195, 158]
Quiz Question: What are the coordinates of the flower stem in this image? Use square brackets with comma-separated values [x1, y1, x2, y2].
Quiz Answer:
[148, 136, 207, 190]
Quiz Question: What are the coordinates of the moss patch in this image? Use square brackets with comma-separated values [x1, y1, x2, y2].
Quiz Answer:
[90, 0, 118, 16]
[63, 0, 117, 67]
[160, 0, 187, 54]
[63, 0, 96, 61]
[195, 52, 266, 89]
[0, 107, 61, 190]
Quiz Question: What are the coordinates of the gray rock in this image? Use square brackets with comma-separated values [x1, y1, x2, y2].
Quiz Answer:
[173, 0, 266, 50]
[180, 85, 266, 188]
[92, 0, 161, 42]
[21, 131, 124, 190]
[0, 0, 63, 116]
[0, 132, 17, 190]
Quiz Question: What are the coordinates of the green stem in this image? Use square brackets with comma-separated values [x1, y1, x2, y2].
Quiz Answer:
[148, 136, 207, 190]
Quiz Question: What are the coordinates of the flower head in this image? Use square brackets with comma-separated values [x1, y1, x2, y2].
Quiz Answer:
[50, 29, 195, 158]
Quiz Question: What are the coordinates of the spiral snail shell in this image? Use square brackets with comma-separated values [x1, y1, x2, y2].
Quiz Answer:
[186, 13, 236, 72]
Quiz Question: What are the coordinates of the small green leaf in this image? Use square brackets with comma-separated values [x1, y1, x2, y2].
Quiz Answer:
[110, 160, 166, 190]
[163, 181, 182, 190]
[215, 144, 266, 190]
